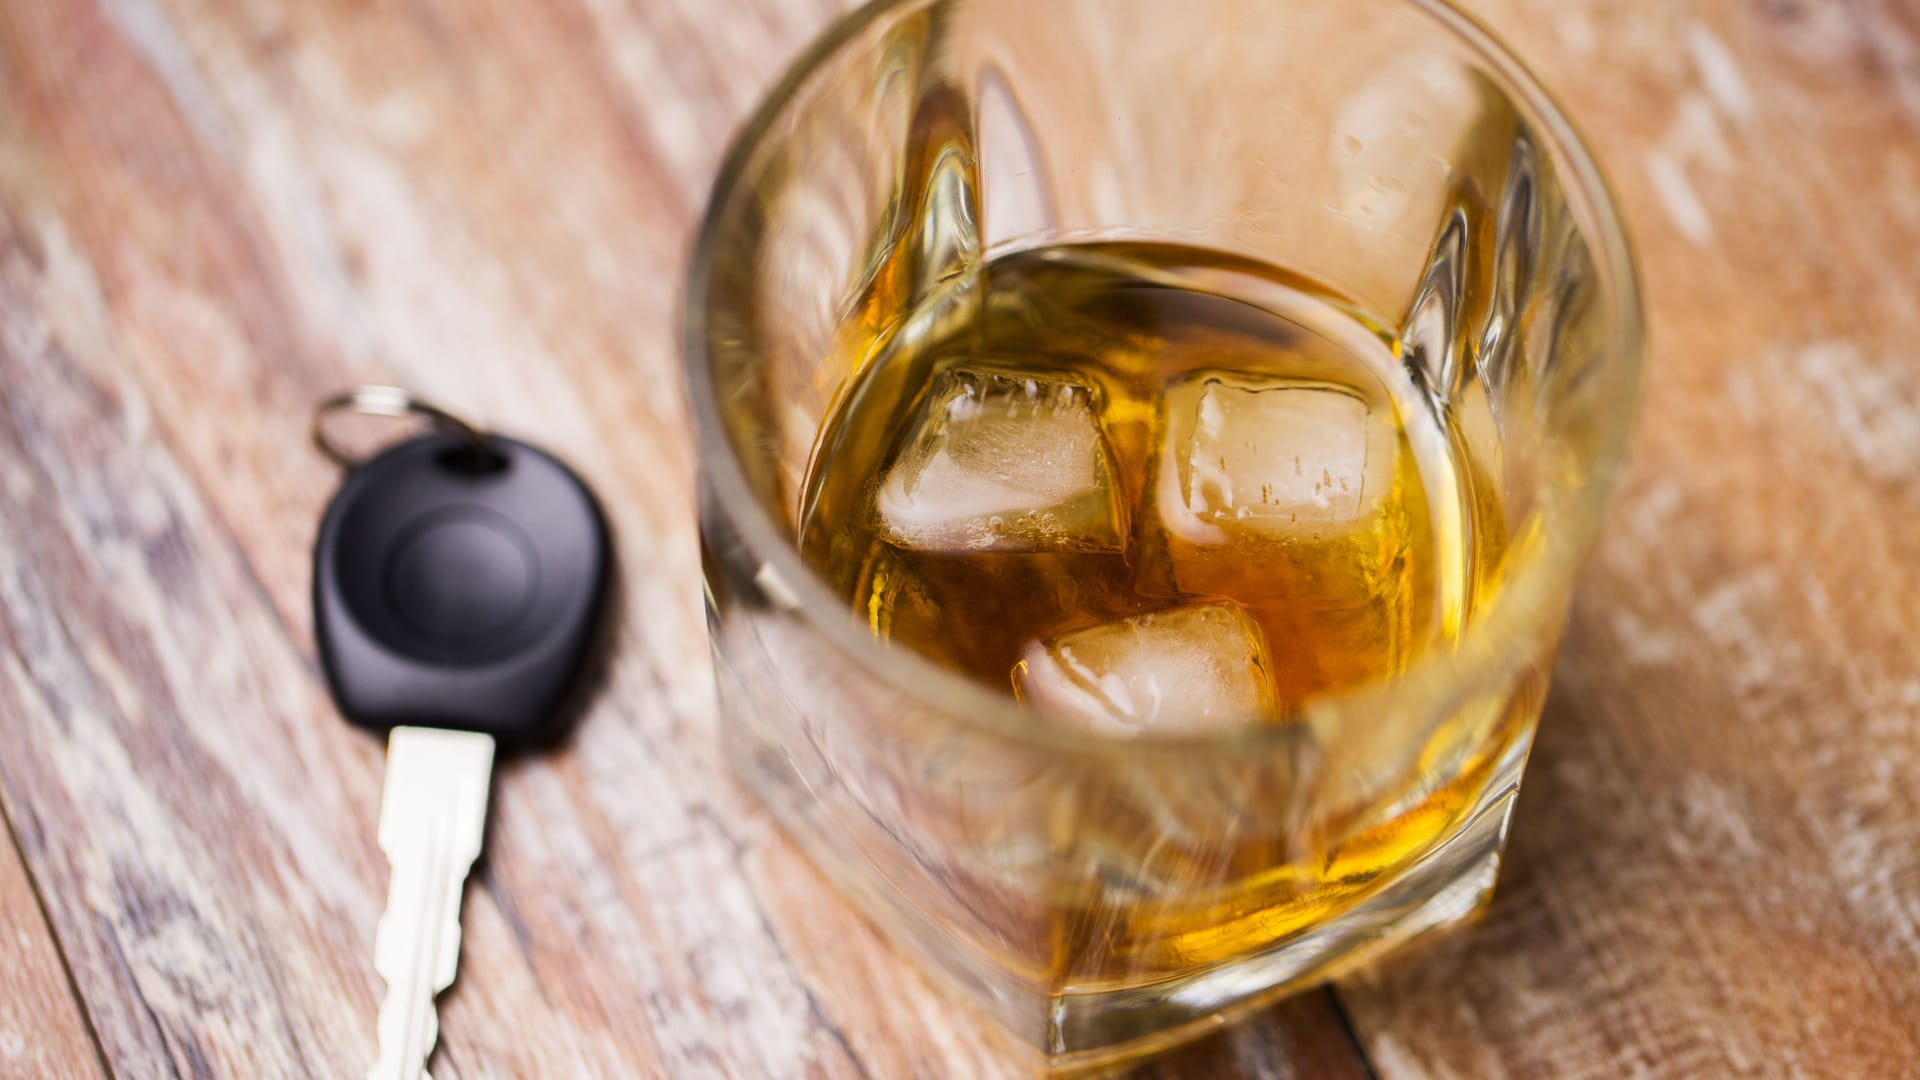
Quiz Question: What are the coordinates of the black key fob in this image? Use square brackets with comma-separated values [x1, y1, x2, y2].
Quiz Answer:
[313, 431, 612, 750]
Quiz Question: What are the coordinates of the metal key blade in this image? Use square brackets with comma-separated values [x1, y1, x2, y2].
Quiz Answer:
[369, 726, 495, 1080]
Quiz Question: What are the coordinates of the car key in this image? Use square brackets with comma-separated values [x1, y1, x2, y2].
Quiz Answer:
[310, 389, 611, 1080]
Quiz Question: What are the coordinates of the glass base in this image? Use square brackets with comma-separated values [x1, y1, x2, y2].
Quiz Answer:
[720, 629, 1532, 1071]
[1044, 746, 1524, 1071]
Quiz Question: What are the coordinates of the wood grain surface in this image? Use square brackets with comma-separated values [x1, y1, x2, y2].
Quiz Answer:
[0, 0, 1915, 1078]
[0, 820, 103, 1079]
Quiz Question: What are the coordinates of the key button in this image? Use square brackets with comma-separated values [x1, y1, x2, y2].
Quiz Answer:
[316, 430, 610, 746]
[385, 508, 537, 645]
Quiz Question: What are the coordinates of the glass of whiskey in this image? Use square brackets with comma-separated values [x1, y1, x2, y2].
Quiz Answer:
[685, 0, 1641, 1068]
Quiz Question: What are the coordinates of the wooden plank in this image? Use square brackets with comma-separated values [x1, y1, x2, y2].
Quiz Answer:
[0, 813, 105, 1079]
[0, 0, 1363, 1077]
[1333, 1, 1920, 1077]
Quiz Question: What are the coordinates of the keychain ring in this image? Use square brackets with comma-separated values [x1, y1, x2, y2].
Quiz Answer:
[311, 386, 494, 469]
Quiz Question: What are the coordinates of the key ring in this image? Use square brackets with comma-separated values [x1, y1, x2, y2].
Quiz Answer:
[311, 386, 495, 470]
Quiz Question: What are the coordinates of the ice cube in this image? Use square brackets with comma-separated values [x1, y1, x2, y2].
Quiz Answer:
[1171, 373, 1387, 532]
[875, 364, 1127, 552]
[1012, 602, 1278, 735]
[1148, 371, 1402, 606]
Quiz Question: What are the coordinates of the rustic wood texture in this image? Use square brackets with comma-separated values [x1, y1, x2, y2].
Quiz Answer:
[0, 0, 1913, 1078]
[0, 816, 104, 1079]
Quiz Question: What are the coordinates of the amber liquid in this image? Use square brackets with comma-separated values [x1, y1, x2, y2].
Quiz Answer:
[798, 242, 1508, 985]
[804, 242, 1485, 704]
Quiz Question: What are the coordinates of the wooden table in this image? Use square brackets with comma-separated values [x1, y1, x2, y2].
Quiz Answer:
[2, 0, 1917, 1076]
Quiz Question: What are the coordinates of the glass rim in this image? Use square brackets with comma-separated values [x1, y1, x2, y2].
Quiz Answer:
[682, 0, 1645, 754]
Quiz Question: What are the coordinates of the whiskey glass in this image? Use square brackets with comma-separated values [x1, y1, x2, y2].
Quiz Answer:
[684, 0, 1641, 1067]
